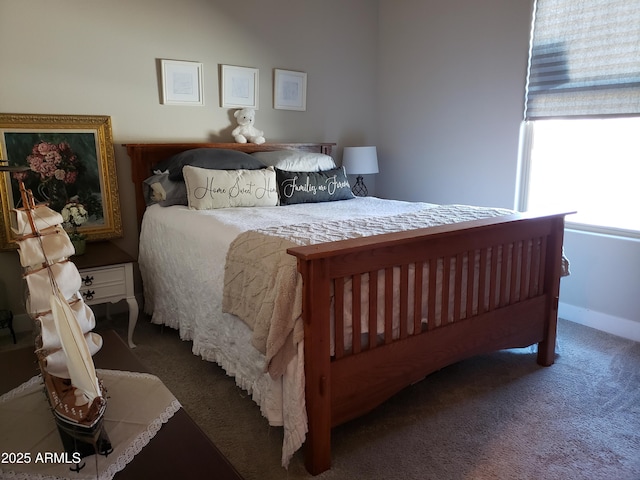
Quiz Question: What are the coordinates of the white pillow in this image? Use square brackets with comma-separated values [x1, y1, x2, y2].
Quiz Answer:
[183, 165, 278, 209]
[252, 150, 337, 172]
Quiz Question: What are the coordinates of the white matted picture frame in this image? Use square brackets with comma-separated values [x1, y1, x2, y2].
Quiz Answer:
[274, 69, 307, 111]
[160, 59, 204, 106]
[220, 65, 259, 109]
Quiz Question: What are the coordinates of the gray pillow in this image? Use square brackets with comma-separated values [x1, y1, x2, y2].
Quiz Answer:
[276, 167, 355, 205]
[143, 172, 187, 206]
[153, 148, 266, 181]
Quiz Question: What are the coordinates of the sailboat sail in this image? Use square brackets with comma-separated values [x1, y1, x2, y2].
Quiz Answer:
[11, 204, 64, 237]
[25, 261, 82, 313]
[50, 292, 101, 404]
[38, 299, 97, 351]
[15, 225, 75, 267]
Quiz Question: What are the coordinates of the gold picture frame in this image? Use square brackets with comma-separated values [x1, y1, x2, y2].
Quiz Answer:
[0, 113, 122, 249]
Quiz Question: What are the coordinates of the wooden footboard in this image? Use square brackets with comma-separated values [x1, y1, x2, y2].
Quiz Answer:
[287, 211, 568, 475]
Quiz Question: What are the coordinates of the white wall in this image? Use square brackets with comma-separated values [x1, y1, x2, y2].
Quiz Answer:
[0, 0, 379, 318]
[377, 0, 640, 340]
[559, 231, 640, 341]
[377, 0, 531, 207]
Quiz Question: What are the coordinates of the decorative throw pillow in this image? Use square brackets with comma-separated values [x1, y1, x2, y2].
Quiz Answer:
[153, 148, 266, 181]
[143, 171, 187, 206]
[252, 150, 337, 172]
[183, 165, 278, 210]
[275, 167, 354, 205]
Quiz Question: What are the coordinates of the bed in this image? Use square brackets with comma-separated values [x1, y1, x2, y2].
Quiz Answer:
[125, 142, 569, 475]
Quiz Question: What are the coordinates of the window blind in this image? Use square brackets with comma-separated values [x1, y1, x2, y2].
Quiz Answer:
[524, 0, 640, 119]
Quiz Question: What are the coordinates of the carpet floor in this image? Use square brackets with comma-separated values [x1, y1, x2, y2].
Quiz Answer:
[7, 315, 639, 480]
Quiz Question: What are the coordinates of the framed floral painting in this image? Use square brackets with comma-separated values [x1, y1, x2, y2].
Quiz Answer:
[0, 114, 122, 249]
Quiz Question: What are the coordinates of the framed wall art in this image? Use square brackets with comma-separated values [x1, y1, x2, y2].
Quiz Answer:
[220, 65, 259, 109]
[160, 59, 204, 106]
[274, 69, 307, 111]
[0, 113, 122, 249]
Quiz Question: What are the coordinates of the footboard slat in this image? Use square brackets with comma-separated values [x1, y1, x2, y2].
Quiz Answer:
[489, 246, 499, 311]
[479, 248, 488, 313]
[520, 241, 531, 301]
[334, 277, 345, 359]
[441, 256, 451, 325]
[454, 253, 464, 322]
[500, 243, 511, 307]
[428, 258, 437, 329]
[352, 274, 362, 354]
[400, 264, 409, 339]
[368, 270, 377, 350]
[384, 267, 393, 344]
[510, 241, 521, 304]
[413, 262, 423, 334]
[466, 250, 475, 321]
[288, 211, 568, 475]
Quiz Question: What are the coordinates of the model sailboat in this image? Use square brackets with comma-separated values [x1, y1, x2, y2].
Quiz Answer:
[8, 172, 112, 464]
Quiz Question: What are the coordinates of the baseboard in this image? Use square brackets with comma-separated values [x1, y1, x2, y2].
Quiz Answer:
[559, 302, 640, 343]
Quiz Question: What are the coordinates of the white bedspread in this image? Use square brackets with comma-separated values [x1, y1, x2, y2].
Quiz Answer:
[139, 197, 438, 466]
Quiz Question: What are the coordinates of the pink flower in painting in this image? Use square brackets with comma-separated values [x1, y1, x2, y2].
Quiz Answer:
[12, 140, 87, 212]
[26, 141, 80, 184]
[36, 142, 57, 155]
[64, 171, 77, 184]
[44, 150, 62, 164]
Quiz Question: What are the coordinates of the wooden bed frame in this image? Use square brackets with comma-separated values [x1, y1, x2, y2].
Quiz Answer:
[125, 142, 568, 475]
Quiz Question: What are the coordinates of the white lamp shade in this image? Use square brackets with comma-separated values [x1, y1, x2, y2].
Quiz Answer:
[342, 146, 379, 175]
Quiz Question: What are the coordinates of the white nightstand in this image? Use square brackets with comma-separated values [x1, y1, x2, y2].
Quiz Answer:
[73, 242, 138, 348]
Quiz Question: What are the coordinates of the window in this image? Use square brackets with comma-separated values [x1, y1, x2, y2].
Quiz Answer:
[518, 0, 640, 238]
[517, 117, 640, 237]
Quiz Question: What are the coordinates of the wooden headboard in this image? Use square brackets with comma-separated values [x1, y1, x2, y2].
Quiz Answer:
[124, 142, 335, 229]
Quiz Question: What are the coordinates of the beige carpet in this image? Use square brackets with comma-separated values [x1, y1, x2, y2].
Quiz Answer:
[12, 315, 639, 480]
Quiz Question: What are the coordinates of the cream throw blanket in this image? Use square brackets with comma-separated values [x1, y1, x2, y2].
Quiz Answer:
[222, 204, 517, 378]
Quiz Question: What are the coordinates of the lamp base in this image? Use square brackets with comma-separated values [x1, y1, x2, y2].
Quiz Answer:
[351, 175, 368, 197]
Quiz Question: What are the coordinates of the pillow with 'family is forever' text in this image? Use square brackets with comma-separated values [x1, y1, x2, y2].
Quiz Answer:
[275, 167, 354, 205]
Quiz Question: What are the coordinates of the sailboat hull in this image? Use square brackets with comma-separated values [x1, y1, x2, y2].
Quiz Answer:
[57, 421, 113, 465]
[36, 338, 113, 463]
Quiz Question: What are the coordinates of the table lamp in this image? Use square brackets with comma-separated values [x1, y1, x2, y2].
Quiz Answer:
[342, 146, 379, 197]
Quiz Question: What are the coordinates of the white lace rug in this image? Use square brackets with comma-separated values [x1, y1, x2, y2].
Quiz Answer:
[0, 369, 181, 480]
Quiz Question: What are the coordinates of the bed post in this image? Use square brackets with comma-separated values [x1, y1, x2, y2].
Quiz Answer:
[297, 256, 333, 475]
[537, 215, 567, 366]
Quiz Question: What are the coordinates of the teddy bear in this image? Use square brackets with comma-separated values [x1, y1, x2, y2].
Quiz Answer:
[232, 108, 266, 144]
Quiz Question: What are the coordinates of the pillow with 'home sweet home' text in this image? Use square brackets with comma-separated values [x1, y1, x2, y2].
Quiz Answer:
[275, 167, 354, 205]
[183, 165, 278, 209]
